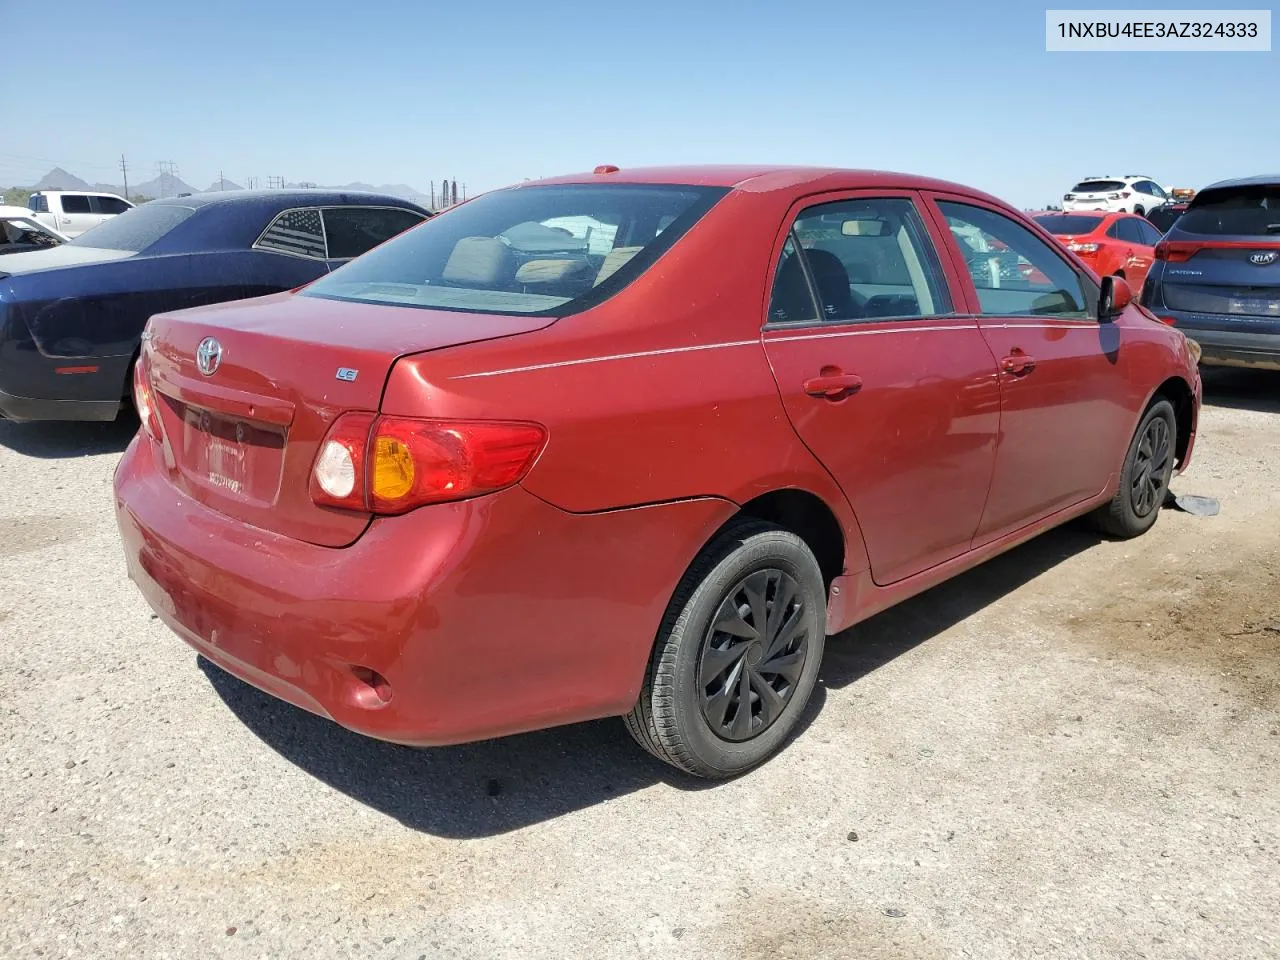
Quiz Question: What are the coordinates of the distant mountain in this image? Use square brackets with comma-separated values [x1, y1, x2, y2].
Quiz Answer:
[205, 178, 243, 192]
[32, 167, 92, 191]
[127, 172, 200, 198]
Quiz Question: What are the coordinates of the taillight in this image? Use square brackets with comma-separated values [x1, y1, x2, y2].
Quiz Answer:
[1067, 241, 1100, 254]
[1157, 316, 1177, 325]
[1154, 241, 1197, 263]
[1064, 193, 1075, 201]
[133, 355, 164, 441]
[310, 415, 547, 515]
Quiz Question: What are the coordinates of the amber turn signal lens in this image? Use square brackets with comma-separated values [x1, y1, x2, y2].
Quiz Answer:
[372, 435, 416, 501]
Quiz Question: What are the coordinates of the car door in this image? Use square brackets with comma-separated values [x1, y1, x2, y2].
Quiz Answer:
[760, 192, 1001, 586]
[320, 206, 427, 268]
[58, 194, 98, 238]
[926, 195, 1132, 544]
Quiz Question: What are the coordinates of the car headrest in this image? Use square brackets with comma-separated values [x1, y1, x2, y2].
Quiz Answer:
[442, 237, 515, 285]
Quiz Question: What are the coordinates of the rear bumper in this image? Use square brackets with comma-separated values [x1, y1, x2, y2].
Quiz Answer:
[0, 385, 120, 421]
[1170, 318, 1280, 370]
[114, 434, 736, 746]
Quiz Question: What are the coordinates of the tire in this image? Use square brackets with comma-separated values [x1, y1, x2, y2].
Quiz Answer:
[1133, 205, 1145, 217]
[1089, 398, 1176, 538]
[624, 519, 827, 778]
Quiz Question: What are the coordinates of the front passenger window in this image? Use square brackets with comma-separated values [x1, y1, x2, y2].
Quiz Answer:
[938, 202, 1089, 319]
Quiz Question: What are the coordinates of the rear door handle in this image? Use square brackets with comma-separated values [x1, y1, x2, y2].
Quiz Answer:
[803, 368, 863, 400]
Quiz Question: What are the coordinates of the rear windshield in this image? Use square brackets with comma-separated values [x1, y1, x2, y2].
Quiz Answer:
[1072, 180, 1125, 193]
[1034, 214, 1104, 235]
[302, 183, 727, 316]
[67, 203, 197, 252]
[1177, 185, 1280, 237]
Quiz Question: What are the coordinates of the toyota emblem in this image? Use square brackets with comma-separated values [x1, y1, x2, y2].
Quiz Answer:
[1249, 251, 1278, 266]
[195, 337, 223, 376]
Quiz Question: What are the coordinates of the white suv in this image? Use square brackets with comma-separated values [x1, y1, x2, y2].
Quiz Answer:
[1062, 176, 1169, 216]
[28, 190, 134, 238]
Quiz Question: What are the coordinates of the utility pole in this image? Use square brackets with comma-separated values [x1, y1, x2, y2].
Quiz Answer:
[119, 155, 129, 201]
[462, 183, 466, 201]
[218, 169, 226, 191]
[430, 180, 435, 208]
[246, 176, 259, 190]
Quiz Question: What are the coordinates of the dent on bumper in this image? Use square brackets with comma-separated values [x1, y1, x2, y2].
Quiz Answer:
[114, 435, 737, 746]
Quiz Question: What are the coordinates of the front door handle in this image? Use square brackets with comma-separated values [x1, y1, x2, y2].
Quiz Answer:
[803, 367, 863, 401]
[1001, 352, 1036, 377]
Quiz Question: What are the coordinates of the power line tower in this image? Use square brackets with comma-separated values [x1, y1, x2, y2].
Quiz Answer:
[246, 177, 260, 190]
[155, 161, 179, 197]
[267, 176, 285, 189]
[119, 155, 130, 201]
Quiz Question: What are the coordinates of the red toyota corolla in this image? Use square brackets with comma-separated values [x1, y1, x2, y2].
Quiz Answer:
[1033, 210, 1165, 292]
[115, 166, 1201, 778]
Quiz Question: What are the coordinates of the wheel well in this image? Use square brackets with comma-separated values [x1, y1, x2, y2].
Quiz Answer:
[736, 490, 844, 587]
[1154, 376, 1194, 467]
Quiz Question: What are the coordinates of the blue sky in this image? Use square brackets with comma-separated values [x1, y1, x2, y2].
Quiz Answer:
[3, 0, 1275, 207]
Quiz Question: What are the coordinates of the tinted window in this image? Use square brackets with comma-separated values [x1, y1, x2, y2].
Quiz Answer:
[1136, 219, 1163, 245]
[0, 218, 62, 248]
[29, 195, 48, 213]
[783, 197, 950, 322]
[1073, 180, 1125, 193]
[767, 234, 818, 324]
[90, 196, 131, 215]
[1034, 214, 1103, 235]
[939, 202, 1089, 319]
[1112, 219, 1139, 243]
[67, 203, 197, 251]
[255, 208, 326, 259]
[1105, 221, 1124, 240]
[1146, 206, 1181, 234]
[60, 194, 92, 214]
[1177, 185, 1280, 237]
[303, 184, 726, 317]
[322, 207, 426, 260]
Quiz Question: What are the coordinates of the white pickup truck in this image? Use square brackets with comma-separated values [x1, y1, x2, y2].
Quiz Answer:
[28, 190, 133, 238]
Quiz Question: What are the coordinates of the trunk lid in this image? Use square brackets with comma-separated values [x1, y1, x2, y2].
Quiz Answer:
[1159, 238, 1280, 329]
[144, 291, 555, 546]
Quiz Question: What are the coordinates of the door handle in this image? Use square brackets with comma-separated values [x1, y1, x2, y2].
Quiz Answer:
[1000, 353, 1036, 376]
[803, 368, 863, 401]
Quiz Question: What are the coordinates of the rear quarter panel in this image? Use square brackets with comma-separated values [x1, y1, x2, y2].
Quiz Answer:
[379, 187, 873, 576]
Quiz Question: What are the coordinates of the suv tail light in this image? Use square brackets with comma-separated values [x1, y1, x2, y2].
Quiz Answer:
[133, 355, 164, 441]
[311, 414, 547, 515]
[1154, 241, 1198, 262]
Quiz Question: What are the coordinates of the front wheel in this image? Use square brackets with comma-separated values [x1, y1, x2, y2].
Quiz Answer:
[1089, 399, 1176, 538]
[624, 520, 827, 778]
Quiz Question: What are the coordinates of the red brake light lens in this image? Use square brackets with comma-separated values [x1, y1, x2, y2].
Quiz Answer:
[310, 415, 547, 515]
[1154, 241, 1197, 263]
[133, 355, 164, 441]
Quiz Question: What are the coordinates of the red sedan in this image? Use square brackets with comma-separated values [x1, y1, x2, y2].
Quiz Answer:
[115, 166, 1201, 778]
[1033, 211, 1164, 291]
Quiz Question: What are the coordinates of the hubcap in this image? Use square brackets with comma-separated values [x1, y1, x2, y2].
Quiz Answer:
[698, 568, 810, 742]
[1131, 416, 1172, 517]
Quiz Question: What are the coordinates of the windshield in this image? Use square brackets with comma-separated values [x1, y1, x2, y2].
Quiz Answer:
[1177, 185, 1280, 237]
[1, 217, 62, 247]
[302, 183, 727, 316]
[67, 203, 197, 252]
[1073, 180, 1126, 193]
[1034, 214, 1104, 235]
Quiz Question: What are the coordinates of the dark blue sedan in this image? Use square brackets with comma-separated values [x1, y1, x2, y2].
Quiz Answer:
[0, 190, 429, 421]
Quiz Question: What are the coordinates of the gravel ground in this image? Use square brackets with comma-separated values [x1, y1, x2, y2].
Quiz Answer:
[2, 368, 1278, 960]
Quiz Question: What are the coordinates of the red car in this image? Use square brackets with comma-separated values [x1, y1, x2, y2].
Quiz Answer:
[1033, 211, 1164, 292]
[115, 166, 1202, 779]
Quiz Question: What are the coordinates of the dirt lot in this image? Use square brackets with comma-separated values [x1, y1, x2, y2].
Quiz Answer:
[2, 368, 1277, 960]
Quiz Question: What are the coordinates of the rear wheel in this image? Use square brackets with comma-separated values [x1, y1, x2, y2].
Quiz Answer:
[624, 519, 826, 778]
[1089, 398, 1175, 538]
[1133, 205, 1146, 217]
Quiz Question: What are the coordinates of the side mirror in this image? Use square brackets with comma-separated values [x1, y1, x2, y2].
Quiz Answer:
[1098, 274, 1132, 322]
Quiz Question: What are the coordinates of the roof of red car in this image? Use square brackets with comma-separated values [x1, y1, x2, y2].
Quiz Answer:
[522, 165, 1009, 204]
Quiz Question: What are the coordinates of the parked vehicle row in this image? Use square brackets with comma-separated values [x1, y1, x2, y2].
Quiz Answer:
[1063, 175, 1171, 216]
[105, 165, 1202, 777]
[0, 190, 429, 422]
[1034, 211, 1163, 292]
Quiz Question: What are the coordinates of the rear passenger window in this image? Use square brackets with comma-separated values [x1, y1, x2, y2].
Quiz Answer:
[91, 196, 131, 215]
[767, 235, 819, 324]
[1136, 220, 1163, 245]
[1106, 221, 1124, 240]
[254, 208, 326, 259]
[770, 197, 951, 324]
[29, 195, 48, 213]
[322, 207, 426, 260]
[939, 202, 1089, 319]
[60, 195, 92, 214]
